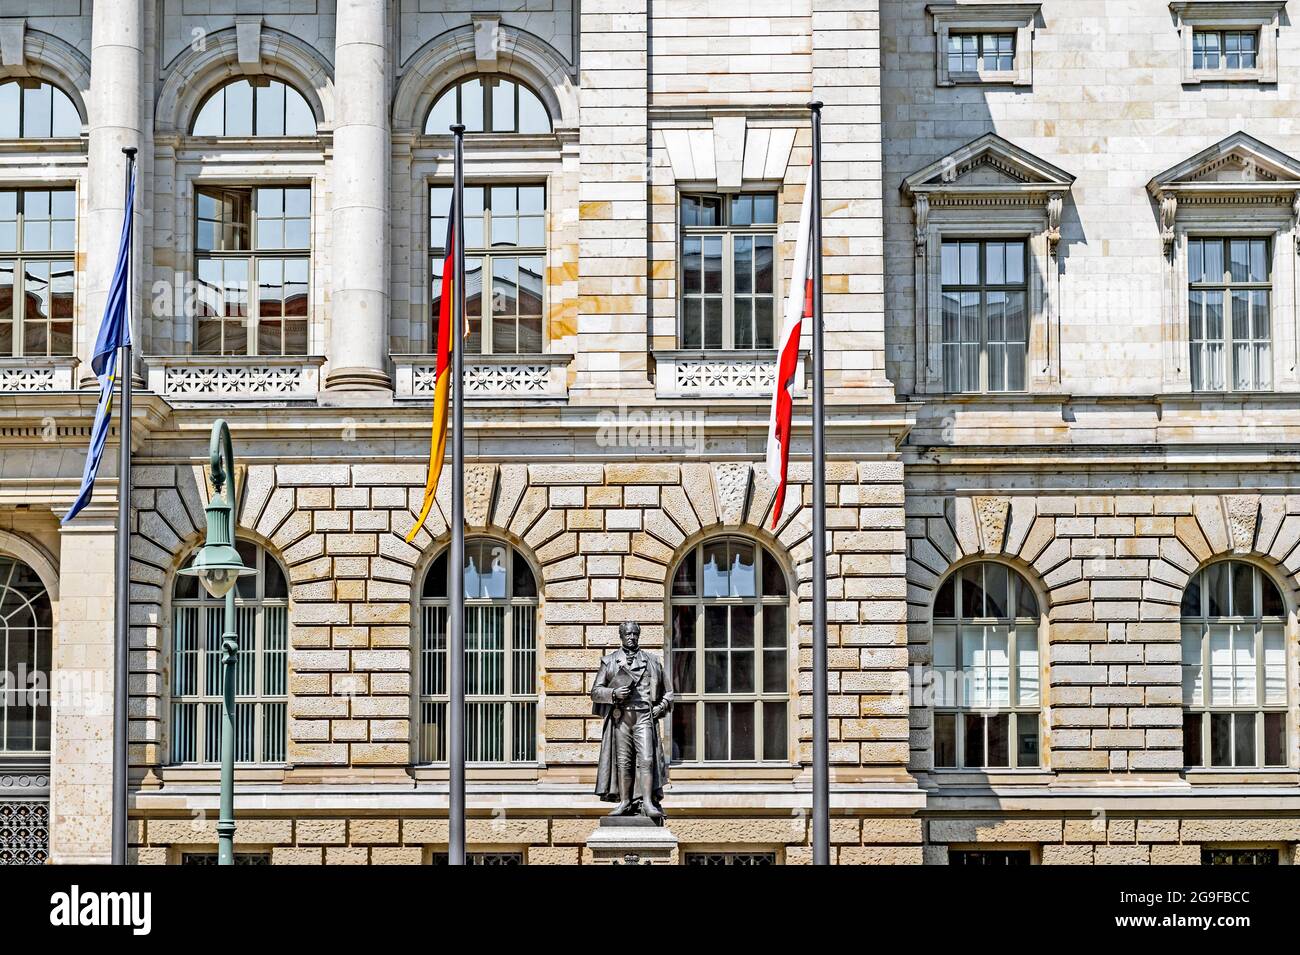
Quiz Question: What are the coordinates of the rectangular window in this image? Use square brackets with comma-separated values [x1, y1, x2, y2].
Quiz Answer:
[194, 185, 309, 356]
[430, 184, 545, 355]
[950, 849, 1032, 865]
[683, 852, 777, 865]
[170, 542, 288, 765]
[0, 188, 75, 358]
[940, 239, 1028, 393]
[430, 852, 524, 865]
[679, 193, 777, 350]
[1193, 30, 1259, 71]
[181, 852, 272, 865]
[1201, 848, 1279, 865]
[947, 32, 1016, 75]
[1188, 237, 1271, 392]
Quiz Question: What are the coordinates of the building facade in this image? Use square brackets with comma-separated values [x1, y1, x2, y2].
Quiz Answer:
[0, 0, 1297, 865]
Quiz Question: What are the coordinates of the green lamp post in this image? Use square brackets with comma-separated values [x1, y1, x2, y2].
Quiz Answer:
[179, 420, 256, 866]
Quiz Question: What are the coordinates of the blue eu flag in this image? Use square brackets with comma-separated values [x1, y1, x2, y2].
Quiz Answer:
[62, 169, 135, 524]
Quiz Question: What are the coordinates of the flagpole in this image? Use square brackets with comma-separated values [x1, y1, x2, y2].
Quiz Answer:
[808, 102, 829, 866]
[448, 124, 467, 866]
[112, 146, 137, 866]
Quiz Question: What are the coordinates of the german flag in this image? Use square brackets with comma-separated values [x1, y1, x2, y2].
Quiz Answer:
[407, 197, 458, 544]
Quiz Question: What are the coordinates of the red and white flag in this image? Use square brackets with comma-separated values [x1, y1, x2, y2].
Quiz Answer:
[765, 184, 814, 529]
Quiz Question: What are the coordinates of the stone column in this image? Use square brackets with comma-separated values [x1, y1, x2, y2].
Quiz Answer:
[49, 514, 118, 864]
[81, 0, 144, 385]
[327, 0, 392, 392]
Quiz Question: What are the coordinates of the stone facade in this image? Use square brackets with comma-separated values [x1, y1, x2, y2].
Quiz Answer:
[0, 0, 1298, 865]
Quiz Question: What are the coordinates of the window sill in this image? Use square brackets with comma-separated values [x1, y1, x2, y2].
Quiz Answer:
[669, 763, 803, 781]
[146, 354, 325, 400]
[915, 391, 1070, 405]
[1183, 768, 1297, 782]
[148, 764, 289, 787]
[944, 71, 1022, 86]
[1184, 70, 1273, 85]
[411, 764, 543, 783]
[392, 353, 569, 400]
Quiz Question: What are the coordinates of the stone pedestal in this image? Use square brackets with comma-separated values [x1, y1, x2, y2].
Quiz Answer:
[584, 817, 678, 865]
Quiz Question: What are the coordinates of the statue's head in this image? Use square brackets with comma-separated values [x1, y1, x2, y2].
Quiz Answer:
[618, 620, 641, 652]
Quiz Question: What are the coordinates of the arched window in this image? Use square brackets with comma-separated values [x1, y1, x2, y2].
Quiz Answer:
[668, 537, 790, 763]
[0, 79, 80, 139]
[1181, 560, 1288, 768]
[191, 78, 315, 137]
[932, 562, 1041, 769]
[0, 556, 52, 752]
[170, 541, 287, 764]
[424, 76, 551, 135]
[418, 539, 539, 763]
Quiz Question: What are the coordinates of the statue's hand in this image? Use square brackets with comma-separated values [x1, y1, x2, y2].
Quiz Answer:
[612, 686, 631, 703]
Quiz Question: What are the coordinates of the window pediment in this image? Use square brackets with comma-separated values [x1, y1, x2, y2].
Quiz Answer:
[902, 134, 1075, 252]
[1147, 131, 1300, 253]
[903, 134, 1075, 198]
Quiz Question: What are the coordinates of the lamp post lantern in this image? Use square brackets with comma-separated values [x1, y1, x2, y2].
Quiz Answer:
[179, 419, 255, 866]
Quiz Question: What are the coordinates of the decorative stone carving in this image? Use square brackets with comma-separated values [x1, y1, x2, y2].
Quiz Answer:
[464, 464, 497, 529]
[165, 364, 307, 397]
[1223, 494, 1261, 553]
[1159, 192, 1178, 257]
[714, 463, 752, 526]
[411, 363, 556, 397]
[973, 496, 1011, 553]
[673, 357, 775, 395]
[912, 194, 929, 254]
[0, 367, 56, 391]
[0, 800, 49, 866]
[1047, 192, 1064, 257]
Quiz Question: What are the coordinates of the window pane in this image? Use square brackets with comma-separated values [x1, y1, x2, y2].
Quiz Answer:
[1183, 712, 1203, 767]
[960, 564, 985, 618]
[255, 81, 285, 136]
[1263, 626, 1285, 704]
[1016, 714, 1039, 768]
[426, 87, 456, 135]
[762, 702, 786, 761]
[461, 77, 484, 132]
[1230, 562, 1254, 617]
[1209, 712, 1232, 766]
[934, 713, 957, 767]
[0, 260, 13, 356]
[492, 79, 517, 132]
[704, 702, 729, 759]
[1205, 562, 1229, 616]
[986, 712, 1009, 767]
[517, 84, 550, 133]
[730, 703, 755, 760]
[1208, 626, 1231, 705]
[963, 712, 985, 767]
[672, 704, 696, 761]
[1231, 624, 1255, 706]
[1016, 627, 1039, 706]
[1234, 711, 1256, 766]
[1263, 711, 1286, 767]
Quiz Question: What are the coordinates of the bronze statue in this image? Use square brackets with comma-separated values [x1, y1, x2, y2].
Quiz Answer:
[591, 621, 673, 822]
